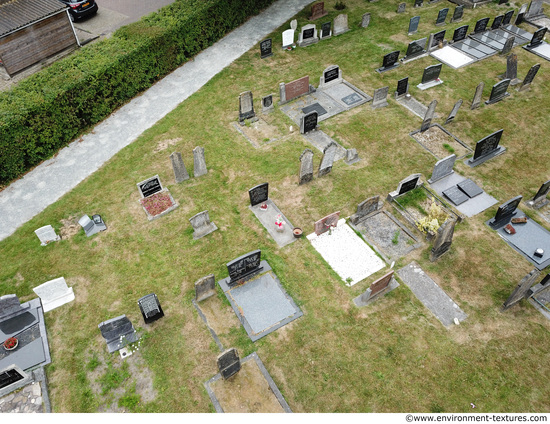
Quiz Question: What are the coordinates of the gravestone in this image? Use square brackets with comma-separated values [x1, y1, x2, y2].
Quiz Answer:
[515, 4, 528, 25]
[470, 81, 485, 110]
[298, 24, 319, 47]
[491, 15, 504, 30]
[193, 146, 208, 177]
[504, 54, 518, 84]
[33, 277, 74, 313]
[189, 210, 218, 239]
[361, 13, 371, 28]
[530, 179, 550, 208]
[314, 211, 340, 235]
[443, 186, 469, 205]
[428, 154, 456, 183]
[430, 218, 456, 261]
[353, 271, 397, 307]
[350, 196, 380, 225]
[318, 142, 338, 177]
[377, 51, 400, 73]
[226, 249, 263, 286]
[502, 269, 540, 310]
[431, 30, 446, 49]
[501, 37, 515, 56]
[436, 8, 449, 26]
[321, 21, 332, 39]
[518, 63, 541, 92]
[309, 2, 328, 20]
[414, 0, 423, 7]
[408, 16, 421, 35]
[473, 17, 489, 34]
[489, 195, 523, 228]
[35, 225, 60, 246]
[502, 10, 514, 26]
[248, 183, 269, 206]
[388, 174, 422, 200]
[98, 315, 140, 353]
[0, 294, 29, 321]
[395, 77, 409, 98]
[466, 129, 505, 167]
[452, 25, 469, 43]
[319, 65, 342, 87]
[78, 214, 107, 237]
[372, 86, 389, 109]
[421, 64, 442, 85]
[279, 76, 310, 104]
[290, 19, 297, 31]
[217, 348, 241, 380]
[238, 91, 256, 124]
[170, 152, 189, 183]
[260, 38, 273, 59]
[451, 5, 464, 23]
[333, 14, 349, 36]
[262, 94, 274, 113]
[421, 100, 437, 132]
[137, 175, 163, 198]
[282, 29, 295, 48]
[485, 79, 511, 105]
[526, 0, 544, 18]
[397, 2, 406, 13]
[404, 37, 427, 60]
[195, 274, 216, 302]
[137, 293, 164, 324]
[301, 111, 319, 134]
[527, 27, 547, 49]
[457, 179, 483, 198]
[345, 148, 360, 165]
[299, 149, 314, 185]
[445, 99, 462, 125]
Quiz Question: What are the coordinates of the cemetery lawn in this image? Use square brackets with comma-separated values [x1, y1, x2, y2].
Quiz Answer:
[2, 0, 550, 413]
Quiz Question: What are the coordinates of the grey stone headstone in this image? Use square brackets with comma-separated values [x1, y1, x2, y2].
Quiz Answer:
[290, 19, 297, 31]
[505, 54, 518, 81]
[262, 94, 274, 113]
[217, 348, 241, 380]
[0, 294, 29, 321]
[350, 195, 380, 225]
[299, 149, 314, 185]
[486, 79, 511, 105]
[239, 91, 255, 123]
[501, 37, 515, 56]
[428, 154, 456, 183]
[345, 148, 359, 165]
[404, 37, 427, 60]
[33, 277, 74, 313]
[502, 10, 514, 26]
[395, 77, 409, 98]
[421, 64, 442, 84]
[189, 210, 218, 240]
[452, 25, 469, 42]
[470, 82, 484, 110]
[361, 13, 371, 28]
[526, 0, 544, 18]
[473, 17, 489, 33]
[397, 2, 406, 13]
[436, 8, 449, 26]
[518, 63, 541, 92]
[170, 152, 189, 183]
[137, 293, 164, 324]
[34, 225, 60, 246]
[298, 24, 319, 47]
[282, 29, 295, 48]
[318, 142, 337, 177]
[333, 14, 349, 36]
[408, 16, 420, 34]
[301, 111, 318, 134]
[515, 4, 528, 25]
[372, 86, 389, 109]
[445, 99, 463, 125]
[451, 5, 464, 22]
[502, 269, 540, 309]
[430, 218, 456, 261]
[195, 274, 216, 302]
[421, 100, 437, 132]
[193, 146, 207, 177]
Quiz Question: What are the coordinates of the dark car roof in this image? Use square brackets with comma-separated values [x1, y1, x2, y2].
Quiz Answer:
[0, 0, 68, 37]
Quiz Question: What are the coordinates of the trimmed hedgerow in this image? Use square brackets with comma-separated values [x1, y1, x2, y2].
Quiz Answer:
[0, 0, 275, 185]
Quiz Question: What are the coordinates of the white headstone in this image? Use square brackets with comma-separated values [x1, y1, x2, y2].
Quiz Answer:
[282, 29, 295, 48]
[34, 225, 60, 246]
[33, 277, 75, 312]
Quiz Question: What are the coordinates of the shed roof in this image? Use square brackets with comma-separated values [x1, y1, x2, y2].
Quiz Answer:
[0, 0, 68, 37]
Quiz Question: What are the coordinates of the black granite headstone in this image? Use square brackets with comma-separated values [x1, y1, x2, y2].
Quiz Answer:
[432, 30, 446, 47]
[137, 293, 164, 324]
[248, 183, 269, 206]
[301, 111, 319, 134]
[217, 348, 241, 380]
[451, 5, 464, 22]
[399, 176, 420, 195]
[260, 38, 273, 59]
[409, 16, 421, 34]
[263, 95, 273, 109]
[421, 64, 442, 84]
[474, 17, 489, 34]
[443, 186, 469, 205]
[520, 63, 541, 90]
[321, 21, 331, 38]
[138, 177, 162, 198]
[452, 25, 469, 42]
[534, 180, 550, 201]
[380, 51, 400, 72]
[491, 15, 504, 30]
[396, 77, 409, 97]
[414, 0, 423, 7]
[472, 129, 504, 161]
[528, 27, 547, 48]
[0, 368, 25, 390]
[226, 249, 263, 285]
[486, 80, 511, 105]
[405, 38, 427, 58]
[502, 10, 514, 26]
[303, 28, 315, 40]
[98, 315, 139, 353]
[491, 195, 523, 227]
[436, 8, 449, 25]
[457, 179, 483, 198]
[324, 66, 339, 84]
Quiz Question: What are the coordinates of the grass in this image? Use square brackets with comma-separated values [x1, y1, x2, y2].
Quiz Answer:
[2, 0, 550, 413]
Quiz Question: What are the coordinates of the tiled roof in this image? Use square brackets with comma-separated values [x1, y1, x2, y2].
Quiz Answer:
[0, 0, 67, 37]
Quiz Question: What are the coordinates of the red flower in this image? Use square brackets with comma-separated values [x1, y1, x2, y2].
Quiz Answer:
[3, 337, 17, 349]
[140, 192, 174, 216]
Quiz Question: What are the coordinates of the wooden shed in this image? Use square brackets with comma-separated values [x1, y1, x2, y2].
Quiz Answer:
[0, 0, 79, 77]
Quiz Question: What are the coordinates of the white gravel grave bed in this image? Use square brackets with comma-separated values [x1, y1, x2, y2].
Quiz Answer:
[307, 219, 386, 286]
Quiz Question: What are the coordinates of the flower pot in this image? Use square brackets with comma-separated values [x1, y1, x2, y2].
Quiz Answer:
[293, 228, 303, 238]
[3, 338, 18, 351]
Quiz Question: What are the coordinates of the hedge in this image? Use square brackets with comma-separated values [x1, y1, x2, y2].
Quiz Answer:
[0, 0, 276, 185]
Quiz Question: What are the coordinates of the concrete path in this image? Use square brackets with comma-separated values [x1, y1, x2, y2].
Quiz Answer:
[0, 0, 313, 242]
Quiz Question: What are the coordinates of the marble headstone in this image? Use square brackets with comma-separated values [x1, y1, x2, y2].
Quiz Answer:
[428, 154, 456, 183]
[34, 225, 60, 246]
[193, 146, 208, 177]
[318, 142, 337, 177]
[299, 149, 314, 185]
[189, 210, 218, 240]
[195, 274, 216, 302]
[470, 81, 484, 110]
[333, 14, 349, 36]
[170, 152, 189, 183]
[33, 277, 74, 313]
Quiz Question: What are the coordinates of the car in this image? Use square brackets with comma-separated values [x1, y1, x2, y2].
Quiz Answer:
[58, 0, 98, 21]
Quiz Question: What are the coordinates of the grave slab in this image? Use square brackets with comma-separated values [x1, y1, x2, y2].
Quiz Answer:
[395, 95, 430, 118]
[524, 42, 550, 62]
[397, 262, 467, 327]
[430, 45, 475, 69]
[443, 186, 470, 205]
[218, 261, 303, 342]
[307, 219, 385, 286]
[429, 173, 497, 217]
[249, 199, 296, 248]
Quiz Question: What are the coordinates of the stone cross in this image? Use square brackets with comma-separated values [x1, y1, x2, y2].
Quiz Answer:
[299, 149, 314, 185]
[193, 146, 207, 177]
[170, 152, 189, 183]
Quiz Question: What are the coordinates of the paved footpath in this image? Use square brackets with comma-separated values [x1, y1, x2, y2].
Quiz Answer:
[0, 0, 313, 242]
